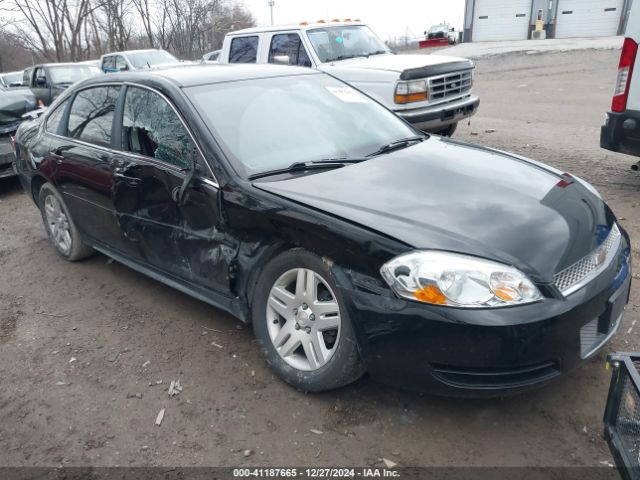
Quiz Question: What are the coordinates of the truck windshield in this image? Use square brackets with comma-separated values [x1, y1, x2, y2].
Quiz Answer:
[306, 25, 390, 63]
[187, 73, 416, 177]
[128, 50, 179, 68]
[49, 66, 101, 84]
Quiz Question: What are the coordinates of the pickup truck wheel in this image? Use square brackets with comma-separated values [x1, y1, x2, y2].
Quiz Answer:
[435, 122, 458, 137]
[252, 249, 366, 392]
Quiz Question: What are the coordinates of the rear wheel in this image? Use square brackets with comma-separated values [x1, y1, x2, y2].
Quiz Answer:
[39, 183, 94, 261]
[252, 249, 365, 392]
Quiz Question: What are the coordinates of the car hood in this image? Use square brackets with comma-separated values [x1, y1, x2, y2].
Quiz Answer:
[254, 137, 614, 282]
[322, 53, 471, 74]
[0, 88, 36, 133]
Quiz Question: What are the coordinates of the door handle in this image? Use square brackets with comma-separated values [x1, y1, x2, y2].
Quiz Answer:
[49, 149, 64, 164]
[114, 172, 142, 186]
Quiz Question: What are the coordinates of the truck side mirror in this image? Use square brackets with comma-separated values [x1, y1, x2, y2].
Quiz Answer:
[272, 55, 290, 65]
[36, 76, 47, 87]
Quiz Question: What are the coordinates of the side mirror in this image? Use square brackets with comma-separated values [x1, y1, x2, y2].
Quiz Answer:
[9, 82, 22, 87]
[118, 65, 128, 72]
[450, 28, 455, 32]
[272, 55, 290, 65]
[36, 76, 47, 87]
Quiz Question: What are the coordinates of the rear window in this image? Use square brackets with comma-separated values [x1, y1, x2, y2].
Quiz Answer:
[229, 36, 259, 63]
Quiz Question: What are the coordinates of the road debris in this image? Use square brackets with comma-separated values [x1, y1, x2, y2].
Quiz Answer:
[210, 342, 223, 349]
[168, 380, 183, 397]
[142, 361, 150, 368]
[126, 393, 143, 399]
[69, 357, 77, 363]
[382, 458, 397, 469]
[55, 381, 70, 386]
[243, 449, 253, 457]
[155, 408, 165, 426]
[310, 429, 323, 435]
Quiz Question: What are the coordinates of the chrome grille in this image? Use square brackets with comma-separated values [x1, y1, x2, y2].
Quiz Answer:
[554, 224, 621, 295]
[427, 70, 473, 101]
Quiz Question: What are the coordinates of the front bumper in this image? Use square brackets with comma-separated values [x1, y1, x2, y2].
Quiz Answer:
[601, 109, 640, 157]
[396, 94, 480, 132]
[340, 234, 631, 397]
[0, 134, 16, 179]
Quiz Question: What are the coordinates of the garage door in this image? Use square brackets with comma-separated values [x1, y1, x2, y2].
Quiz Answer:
[472, 0, 532, 42]
[555, 0, 623, 38]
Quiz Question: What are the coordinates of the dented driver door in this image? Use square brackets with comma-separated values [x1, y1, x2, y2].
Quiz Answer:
[111, 85, 232, 296]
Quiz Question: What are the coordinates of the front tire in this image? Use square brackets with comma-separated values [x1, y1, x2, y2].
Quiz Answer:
[252, 249, 365, 392]
[39, 183, 94, 261]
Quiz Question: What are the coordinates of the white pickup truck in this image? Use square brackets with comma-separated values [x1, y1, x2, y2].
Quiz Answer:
[601, 2, 639, 158]
[218, 22, 479, 136]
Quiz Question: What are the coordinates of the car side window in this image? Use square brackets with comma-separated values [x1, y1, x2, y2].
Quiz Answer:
[45, 99, 69, 134]
[115, 56, 128, 71]
[269, 34, 312, 67]
[67, 86, 120, 148]
[102, 56, 115, 72]
[229, 36, 259, 63]
[121, 86, 194, 169]
[34, 67, 46, 87]
[23, 69, 32, 85]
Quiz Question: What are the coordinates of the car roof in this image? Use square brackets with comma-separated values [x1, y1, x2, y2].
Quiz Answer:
[101, 49, 166, 57]
[32, 62, 95, 68]
[228, 22, 365, 35]
[84, 64, 319, 88]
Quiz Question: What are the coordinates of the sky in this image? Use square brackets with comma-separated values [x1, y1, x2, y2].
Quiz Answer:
[239, 0, 466, 41]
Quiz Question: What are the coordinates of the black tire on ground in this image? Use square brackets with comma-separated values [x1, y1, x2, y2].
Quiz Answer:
[435, 122, 458, 137]
[252, 249, 366, 392]
[38, 182, 94, 261]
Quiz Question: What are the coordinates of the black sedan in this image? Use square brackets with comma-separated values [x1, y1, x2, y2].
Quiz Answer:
[14, 65, 631, 396]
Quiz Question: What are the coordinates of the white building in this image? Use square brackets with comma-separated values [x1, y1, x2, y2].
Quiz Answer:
[463, 0, 633, 42]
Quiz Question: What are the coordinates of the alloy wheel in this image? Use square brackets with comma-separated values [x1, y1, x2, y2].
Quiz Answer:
[266, 268, 342, 371]
[44, 194, 72, 255]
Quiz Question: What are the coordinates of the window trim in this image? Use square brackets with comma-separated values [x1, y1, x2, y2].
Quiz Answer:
[45, 98, 71, 135]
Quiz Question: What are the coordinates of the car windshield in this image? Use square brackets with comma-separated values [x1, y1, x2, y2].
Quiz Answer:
[306, 25, 390, 63]
[187, 73, 416, 177]
[49, 65, 101, 84]
[128, 50, 179, 68]
[2, 72, 23, 85]
[429, 24, 450, 33]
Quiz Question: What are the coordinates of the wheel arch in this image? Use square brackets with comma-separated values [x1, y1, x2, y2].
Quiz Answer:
[30, 174, 48, 207]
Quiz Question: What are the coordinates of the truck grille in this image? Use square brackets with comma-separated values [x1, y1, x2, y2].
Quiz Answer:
[553, 223, 621, 296]
[427, 70, 473, 102]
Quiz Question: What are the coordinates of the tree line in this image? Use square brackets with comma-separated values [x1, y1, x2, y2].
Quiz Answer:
[0, 0, 255, 71]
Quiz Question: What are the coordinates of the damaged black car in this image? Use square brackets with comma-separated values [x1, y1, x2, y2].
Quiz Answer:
[14, 65, 631, 396]
[0, 86, 35, 178]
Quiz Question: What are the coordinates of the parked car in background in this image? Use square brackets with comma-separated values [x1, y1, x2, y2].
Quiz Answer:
[601, 1, 639, 158]
[219, 22, 478, 136]
[425, 23, 458, 45]
[0, 86, 35, 178]
[14, 65, 629, 395]
[79, 59, 101, 69]
[0, 71, 24, 88]
[202, 50, 221, 63]
[100, 49, 181, 72]
[23, 63, 101, 106]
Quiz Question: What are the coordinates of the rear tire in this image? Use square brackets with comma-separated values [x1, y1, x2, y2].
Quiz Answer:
[252, 249, 366, 392]
[39, 183, 94, 261]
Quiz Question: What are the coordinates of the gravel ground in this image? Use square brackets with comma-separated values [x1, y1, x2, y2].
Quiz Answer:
[0, 47, 638, 469]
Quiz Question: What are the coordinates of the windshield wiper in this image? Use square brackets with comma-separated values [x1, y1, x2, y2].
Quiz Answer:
[249, 158, 365, 180]
[366, 135, 426, 157]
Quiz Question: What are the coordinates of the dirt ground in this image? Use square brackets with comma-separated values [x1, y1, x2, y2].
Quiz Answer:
[1, 48, 639, 469]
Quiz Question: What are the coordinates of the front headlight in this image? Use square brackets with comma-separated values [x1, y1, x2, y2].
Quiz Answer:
[380, 251, 543, 308]
[394, 80, 428, 104]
